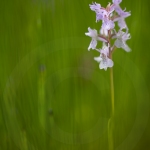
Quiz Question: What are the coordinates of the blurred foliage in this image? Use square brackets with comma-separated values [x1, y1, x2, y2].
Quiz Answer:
[0, 0, 150, 150]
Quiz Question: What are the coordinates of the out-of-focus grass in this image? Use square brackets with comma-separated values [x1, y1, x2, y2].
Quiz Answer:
[0, 0, 150, 150]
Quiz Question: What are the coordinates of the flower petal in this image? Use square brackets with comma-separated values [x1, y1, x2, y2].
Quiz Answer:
[113, 0, 122, 5]
[102, 19, 115, 30]
[118, 18, 127, 29]
[85, 27, 98, 38]
[99, 57, 113, 70]
[89, 2, 101, 12]
[94, 56, 102, 62]
[121, 42, 131, 52]
[88, 39, 97, 50]
[115, 39, 123, 48]
[107, 58, 114, 67]
[100, 28, 108, 36]
[100, 61, 107, 70]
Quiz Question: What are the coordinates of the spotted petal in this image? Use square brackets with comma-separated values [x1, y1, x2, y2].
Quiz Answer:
[100, 57, 114, 70]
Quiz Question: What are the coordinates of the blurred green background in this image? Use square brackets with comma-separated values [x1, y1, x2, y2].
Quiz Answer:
[0, 0, 150, 149]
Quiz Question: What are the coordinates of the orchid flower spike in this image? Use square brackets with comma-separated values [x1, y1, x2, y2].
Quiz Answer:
[85, 0, 131, 70]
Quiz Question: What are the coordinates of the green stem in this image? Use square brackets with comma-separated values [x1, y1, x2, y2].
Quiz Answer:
[107, 29, 115, 150]
[110, 64, 114, 117]
[108, 58, 115, 150]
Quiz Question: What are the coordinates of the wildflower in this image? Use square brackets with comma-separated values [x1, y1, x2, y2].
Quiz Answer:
[85, 27, 107, 50]
[102, 18, 115, 31]
[90, 2, 107, 22]
[113, 30, 131, 52]
[94, 44, 113, 71]
[112, 0, 131, 21]
[114, 6, 131, 19]
[89, 2, 101, 12]
[94, 53, 114, 71]
[112, 0, 130, 30]
[85, 0, 131, 70]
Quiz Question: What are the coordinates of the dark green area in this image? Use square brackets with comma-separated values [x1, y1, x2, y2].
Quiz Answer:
[0, 0, 150, 149]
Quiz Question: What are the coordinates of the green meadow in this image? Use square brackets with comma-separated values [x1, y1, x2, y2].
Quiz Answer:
[0, 0, 150, 149]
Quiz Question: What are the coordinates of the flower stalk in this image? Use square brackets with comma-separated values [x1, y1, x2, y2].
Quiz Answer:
[108, 65, 115, 150]
[108, 31, 115, 150]
[110, 56, 114, 117]
[85, 0, 131, 149]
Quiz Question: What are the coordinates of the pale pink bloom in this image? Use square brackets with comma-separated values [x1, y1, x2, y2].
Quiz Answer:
[113, 30, 131, 52]
[85, 27, 107, 50]
[94, 54, 114, 70]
